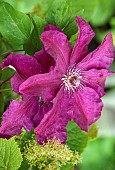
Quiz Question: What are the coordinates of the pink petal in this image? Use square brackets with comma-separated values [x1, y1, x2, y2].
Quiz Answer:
[70, 16, 95, 64]
[41, 30, 72, 73]
[34, 49, 55, 73]
[33, 101, 53, 127]
[82, 69, 113, 97]
[44, 24, 62, 32]
[73, 87, 103, 131]
[11, 73, 25, 94]
[35, 87, 73, 144]
[77, 33, 114, 70]
[0, 97, 39, 136]
[19, 70, 62, 102]
[0, 133, 10, 139]
[2, 54, 41, 78]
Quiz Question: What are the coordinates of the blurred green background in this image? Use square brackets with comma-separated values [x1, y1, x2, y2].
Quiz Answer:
[0, 0, 115, 170]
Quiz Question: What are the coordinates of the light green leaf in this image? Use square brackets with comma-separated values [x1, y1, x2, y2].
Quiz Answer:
[0, 1, 32, 48]
[72, 0, 98, 21]
[69, 32, 78, 47]
[0, 137, 23, 170]
[4, 0, 39, 13]
[90, 0, 114, 26]
[66, 120, 88, 154]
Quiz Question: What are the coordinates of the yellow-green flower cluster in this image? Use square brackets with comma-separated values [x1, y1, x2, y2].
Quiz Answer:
[24, 137, 80, 170]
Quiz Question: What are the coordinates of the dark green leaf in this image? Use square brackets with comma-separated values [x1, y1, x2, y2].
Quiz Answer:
[0, 1, 32, 48]
[66, 120, 88, 154]
[16, 128, 34, 152]
[1, 68, 15, 81]
[0, 33, 13, 55]
[0, 92, 4, 122]
[18, 160, 30, 170]
[23, 15, 46, 55]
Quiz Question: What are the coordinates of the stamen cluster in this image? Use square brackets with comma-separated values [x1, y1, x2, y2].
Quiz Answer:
[62, 67, 82, 92]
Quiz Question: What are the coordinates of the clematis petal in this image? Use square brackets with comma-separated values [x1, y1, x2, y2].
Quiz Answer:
[0, 97, 39, 136]
[35, 87, 73, 144]
[41, 30, 72, 73]
[19, 70, 62, 102]
[70, 16, 95, 64]
[34, 49, 55, 73]
[44, 24, 62, 32]
[77, 32, 114, 70]
[2, 54, 41, 78]
[0, 133, 11, 139]
[11, 73, 25, 94]
[33, 101, 53, 127]
[73, 87, 103, 131]
[82, 69, 113, 97]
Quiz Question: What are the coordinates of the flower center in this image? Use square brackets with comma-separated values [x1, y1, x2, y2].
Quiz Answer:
[62, 67, 82, 92]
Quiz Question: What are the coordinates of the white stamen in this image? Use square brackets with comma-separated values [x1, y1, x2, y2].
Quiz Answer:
[62, 67, 82, 92]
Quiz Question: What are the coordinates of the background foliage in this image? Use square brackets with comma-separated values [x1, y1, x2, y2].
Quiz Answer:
[0, 0, 115, 169]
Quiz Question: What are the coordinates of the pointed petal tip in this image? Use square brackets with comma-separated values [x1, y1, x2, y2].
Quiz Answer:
[105, 32, 113, 42]
[44, 24, 62, 32]
[75, 16, 83, 21]
[102, 31, 114, 57]
[75, 15, 95, 35]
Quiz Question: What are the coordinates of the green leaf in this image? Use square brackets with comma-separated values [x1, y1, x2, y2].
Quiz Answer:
[90, 0, 114, 26]
[46, 0, 98, 38]
[46, 0, 79, 38]
[0, 92, 4, 121]
[0, 1, 32, 48]
[1, 68, 15, 81]
[16, 128, 34, 152]
[66, 120, 88, 154]
[0, 33, 13, 54]
[88, 124, 98, 140]
[24, 15, 46, 55]
[69, 32, 78, 47]
[63, 16, 78, 38]
[72, 0, 98, 21]
[60, 163, 74, 170]
[0, 137, 23, 170]
[18, 160, 30, 170]
[4, 0, 39, 13]
[46, 0, 72, 29]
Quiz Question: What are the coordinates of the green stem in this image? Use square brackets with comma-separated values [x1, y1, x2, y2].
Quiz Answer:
[0, 88, 11, 92]
[0, 49, 24, 57]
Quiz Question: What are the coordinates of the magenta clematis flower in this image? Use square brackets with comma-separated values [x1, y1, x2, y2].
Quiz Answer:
[0, 46, 54, 137]
[19, 16, 114, 144]
[0, 24, 62, 138]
